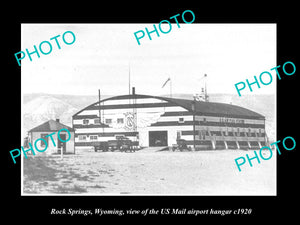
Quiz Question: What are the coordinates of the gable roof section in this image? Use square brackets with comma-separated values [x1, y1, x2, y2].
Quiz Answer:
[72, 94, 264, 120]
[28, 119, 74, 132]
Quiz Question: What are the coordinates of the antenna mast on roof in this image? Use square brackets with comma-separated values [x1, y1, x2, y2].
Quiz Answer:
[194, 74, 209, 102]
[204, 74, 209, 102]
[98, 89, 101, 123]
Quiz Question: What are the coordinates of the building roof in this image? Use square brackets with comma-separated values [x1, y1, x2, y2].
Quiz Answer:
[162, 96, 265, 119]
[28, 119, 74, 133]
[73, 94, 265, 120]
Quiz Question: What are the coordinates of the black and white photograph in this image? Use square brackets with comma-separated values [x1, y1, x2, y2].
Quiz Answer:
[4, 5, 298, 220]
[21, 23, 276, 195]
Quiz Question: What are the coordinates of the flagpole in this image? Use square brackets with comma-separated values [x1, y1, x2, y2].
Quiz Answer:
[129, 63, 131, 95]
[170, 77, 172, 98]
[161, 77, 172, 97]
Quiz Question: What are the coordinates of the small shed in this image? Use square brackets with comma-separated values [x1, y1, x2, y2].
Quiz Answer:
[28, 119, 75, 154]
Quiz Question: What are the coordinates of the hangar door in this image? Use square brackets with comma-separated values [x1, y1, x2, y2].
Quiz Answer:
[149, 131, 168, 147]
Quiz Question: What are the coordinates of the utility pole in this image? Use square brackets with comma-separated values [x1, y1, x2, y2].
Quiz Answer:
[204, 74, 208, 102]
[128, 63, 131, 95]
[192, 98, 196, 151]
[170, 77, 172, 98]
[98, 89, 101, 123]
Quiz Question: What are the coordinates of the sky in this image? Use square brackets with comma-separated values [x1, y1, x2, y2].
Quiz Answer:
[21, 23, 276, 96]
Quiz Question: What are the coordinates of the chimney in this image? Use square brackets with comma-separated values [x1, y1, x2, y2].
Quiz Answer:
[56, 119, 60, 123]
[132, 87, 135, 95]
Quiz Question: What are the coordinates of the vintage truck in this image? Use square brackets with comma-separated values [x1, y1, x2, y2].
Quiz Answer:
[93, 136, 138, 152]
[171, 139, 192, 151]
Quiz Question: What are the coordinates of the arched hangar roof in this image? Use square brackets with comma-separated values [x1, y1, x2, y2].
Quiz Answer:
[73, 94, 264, 120]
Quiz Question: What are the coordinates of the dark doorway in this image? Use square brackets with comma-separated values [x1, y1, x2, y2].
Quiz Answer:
[57, 134, 67, 154]
[149, 131, 168, 146]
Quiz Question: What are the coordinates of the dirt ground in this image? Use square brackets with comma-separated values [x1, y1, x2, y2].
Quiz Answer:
[22, 148, 276, 195]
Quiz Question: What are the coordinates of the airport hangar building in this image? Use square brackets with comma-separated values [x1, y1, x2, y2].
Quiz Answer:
[72, 90, 267, 150]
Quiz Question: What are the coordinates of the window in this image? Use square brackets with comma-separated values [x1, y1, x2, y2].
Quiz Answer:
[40, 134, 48, 147]
[177, 131, 182, 140]
[94, 118, 100, 124]
[236, 128, 240, 136]
[83, 119, 89, 125]
[117, 118, 124, 124]
[211, 131, 222, 136]
[90, 135, 98, 140]
[225, 128, 229, 136]
[105, 118, 112, 124]
[78, 135, 87, 141]
[178, 117, 184, 123]
[115, 135, 125, 139]
[199, 130, 205, 140]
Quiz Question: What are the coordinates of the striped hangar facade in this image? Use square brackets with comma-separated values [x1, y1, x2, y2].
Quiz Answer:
[72, 90, 267, 150]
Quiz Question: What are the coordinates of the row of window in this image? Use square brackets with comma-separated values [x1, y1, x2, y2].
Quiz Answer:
[210, 128, 264, 137]
[78, 135, 98, 141]
[80, 116, 259, 125]
[81, 117, 249, 125]
[82, 117, 185, 125]
[78, 134, 130, 141]
[82, 118, 124, 125]
[177, 128, 265, 139]
[78, 129, 264, 141]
